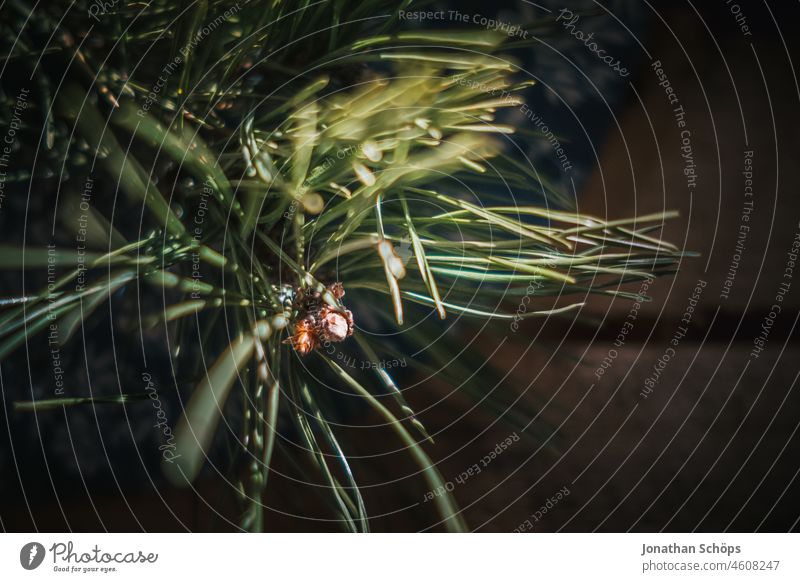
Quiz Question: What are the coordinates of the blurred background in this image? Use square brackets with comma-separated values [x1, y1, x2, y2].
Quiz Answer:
[1, 0, 799, 532]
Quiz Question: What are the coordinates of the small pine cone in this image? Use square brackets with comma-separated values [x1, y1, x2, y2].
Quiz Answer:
[319, 306, 354, 342]
[328, 282, 346, 299]
[288, 316, 318, 355]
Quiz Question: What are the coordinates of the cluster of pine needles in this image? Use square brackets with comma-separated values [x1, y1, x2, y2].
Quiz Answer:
[0, 0, 685, 531]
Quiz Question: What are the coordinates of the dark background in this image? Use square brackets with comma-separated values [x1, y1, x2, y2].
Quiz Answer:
[1, 1, 799, 532]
